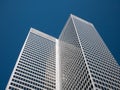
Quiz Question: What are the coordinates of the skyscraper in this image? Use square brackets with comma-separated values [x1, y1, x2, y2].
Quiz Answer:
[59, 15, 120, 90]
[6, 14, 120, 90]
[6, 28, 57, 90]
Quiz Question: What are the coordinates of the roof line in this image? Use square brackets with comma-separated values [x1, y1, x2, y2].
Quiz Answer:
[70, 14, 93, 26]
[30, 28, 57, 42]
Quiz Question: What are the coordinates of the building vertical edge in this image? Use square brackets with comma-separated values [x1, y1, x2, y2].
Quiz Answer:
[71, 15, 96, 90]
[6, 28, 32, 90]
[56, 39, 61, 90]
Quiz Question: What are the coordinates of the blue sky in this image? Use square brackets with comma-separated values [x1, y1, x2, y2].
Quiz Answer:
[0, 0, 120, 89]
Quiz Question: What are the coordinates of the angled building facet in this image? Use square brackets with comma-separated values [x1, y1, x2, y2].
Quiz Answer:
[6, 15, 120, 90]
[6, 28, 57, 90]
[59, 14, 120, 90]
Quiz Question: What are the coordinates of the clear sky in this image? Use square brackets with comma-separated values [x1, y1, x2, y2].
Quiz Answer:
[0, 0, 120, 89]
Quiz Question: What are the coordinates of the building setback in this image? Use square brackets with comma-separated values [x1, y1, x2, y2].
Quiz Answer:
[6, 14, 120, 90]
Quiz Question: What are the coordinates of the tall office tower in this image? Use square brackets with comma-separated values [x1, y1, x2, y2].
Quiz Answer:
[6, 28, 56, 90]
[59, 14, 120, 90]
[6, 14, 120, 90]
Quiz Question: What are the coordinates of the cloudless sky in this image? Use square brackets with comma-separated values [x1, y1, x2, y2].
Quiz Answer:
[0, 0, 120, 89]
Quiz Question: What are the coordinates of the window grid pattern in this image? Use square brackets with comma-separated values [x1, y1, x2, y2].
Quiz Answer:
[6, 15, 120, 90]
[59, 18, 93, 90]
[73, 17, 120, 90]
[7, 32, 56, 90]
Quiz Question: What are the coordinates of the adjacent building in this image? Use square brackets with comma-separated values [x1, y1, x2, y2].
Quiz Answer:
[6, 14, 120, 90]
[6, 28, 57, 90]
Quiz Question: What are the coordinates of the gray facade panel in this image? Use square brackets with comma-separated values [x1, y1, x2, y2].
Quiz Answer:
[59, 16, 93, 90]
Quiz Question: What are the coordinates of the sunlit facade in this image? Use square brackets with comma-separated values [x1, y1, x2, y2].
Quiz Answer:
[6, 28, 56, 90]
[59, 15, 120, 90]
[6, 15, 120, 90]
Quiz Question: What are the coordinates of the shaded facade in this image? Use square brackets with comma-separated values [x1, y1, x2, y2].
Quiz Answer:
[6, 15, 120, 90]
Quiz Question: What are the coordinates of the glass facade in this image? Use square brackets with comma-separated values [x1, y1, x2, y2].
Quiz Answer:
[59, 16, 93, 90]
[59, 15, 120, 90]
[6, 15, 120, 90]
[6, 28, 56, 90]
[72, 15, 120, 90]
